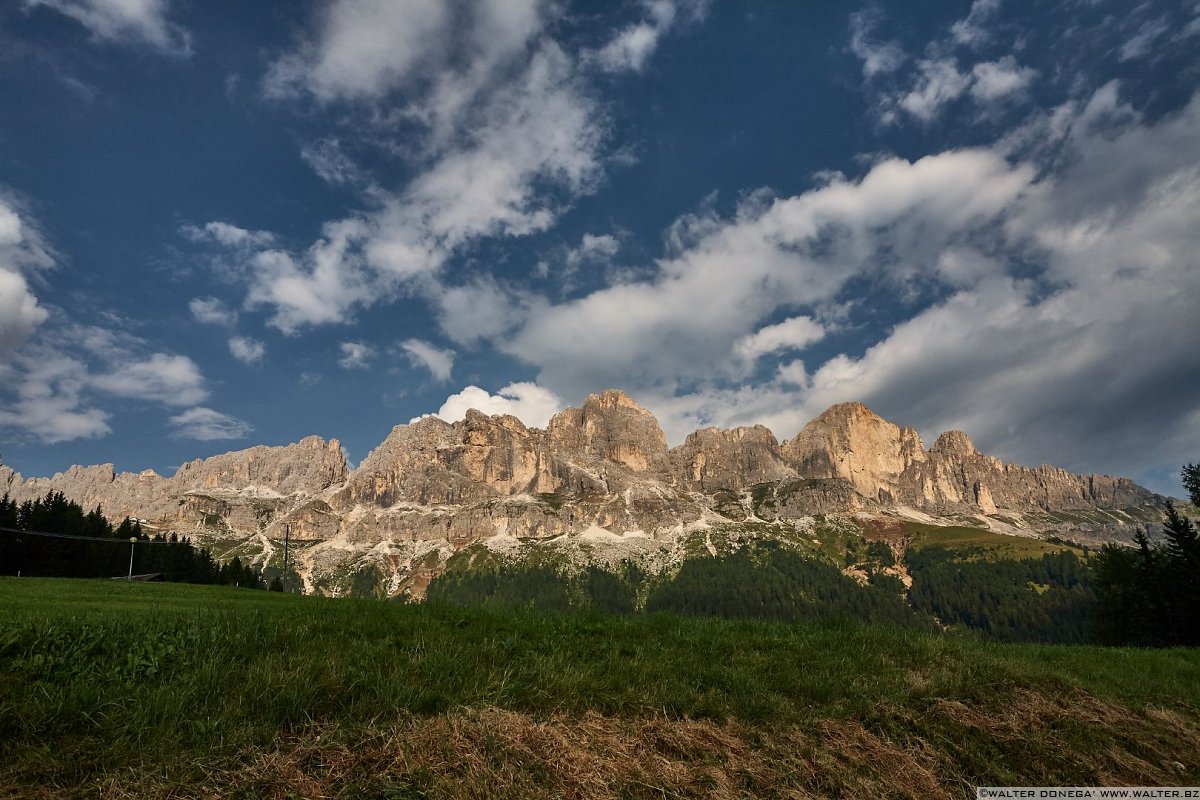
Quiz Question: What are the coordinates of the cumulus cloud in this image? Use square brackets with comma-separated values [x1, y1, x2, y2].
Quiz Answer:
[949, 0, 1002, 48]
[90, 353, 208, 406]
[567, 233, 620, 269]
[263, 0, 546, 127]
[499, 148, 1033, 395]
[337, 340, 373, 369]
[734, 316, 825, 362]
[181, 221, 276, 249]
[245, 219, 374, 333]
[168, 407, 253, 440]
[848, 6, 906, 78]
[589, 0, 708, 73]
[25, 0, 191, 54]
[399, 338, 454, 382]
[578, 88, 1200, 491]
[0, 266, 48, 355]
[0, 197, 54, 357]
[188, 296, 237, 327]
[970, 57, 1036, 102]
[856, 3, 1036, 124]
[0, 350, 111, 443]
[898, 59, 972, 121]
[242, 28, 611, 333]
[300, 138, 369, 186]
[228, 336, 265, 365]
[424, 382, 564, 428]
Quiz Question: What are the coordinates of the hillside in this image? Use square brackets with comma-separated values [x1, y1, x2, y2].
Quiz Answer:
[0, 391, 1166, 598]
[2, 577, 1198, 799]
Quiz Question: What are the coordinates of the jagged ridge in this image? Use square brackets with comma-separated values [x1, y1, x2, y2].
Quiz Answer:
[0, 390, 1162, 596]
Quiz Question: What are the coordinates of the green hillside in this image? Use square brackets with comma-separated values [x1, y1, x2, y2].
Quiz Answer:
[2, 577, 1198, 798]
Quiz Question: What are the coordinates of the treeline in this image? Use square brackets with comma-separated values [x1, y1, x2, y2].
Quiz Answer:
[0, 491, 269, 588]
[427, 562, 642, 614]
[907, 548, 1094, 643]
[427, 542, 928, 628]
[1091, 464, 1199, 647]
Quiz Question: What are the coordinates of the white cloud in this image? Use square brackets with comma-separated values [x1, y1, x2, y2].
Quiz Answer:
[247, 37, 610, 333]
[337, 340, 373, 369]
[263, 0, 455, 102]
[0, 350, 111, 443]
[567, 233, 620, 269]
[970, 57, 1036, 102]
[590, 0, 706, 73]
[25, 0, 191, 54]
[1118, 17, 1170, 62]
[90, 353, 208, 406]
[734, 316, 825, 362]
[400, 338, 454, 382]
[0, 196, 54, 357]
[168, 407, 253, 440]
[0, 267, 48, 355]
[188, 296, 237, 327]
[365, 44, 606, 270]
[263, 0, 545, 112]
[246, 218, 373, 333]
[424, 382, 564, 428]
[848, 7, 906, 78]
[228, 336, 265, 365]
[524, 86, 1200, 489]
[949, 0, 1002, 48]
[181, 221, 276, 249]
[300, 138, 368, 186]
[899, 59, 971, 121]
[499, 148, 1033, 395]
[435, 276, 545, 347]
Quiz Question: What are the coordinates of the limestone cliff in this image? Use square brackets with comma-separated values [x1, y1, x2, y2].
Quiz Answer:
[2, 391, 1164, 596]
[671, 425, 796, 491]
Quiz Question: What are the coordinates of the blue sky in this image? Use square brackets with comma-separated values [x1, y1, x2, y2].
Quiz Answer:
[0, 0, 1197, 497]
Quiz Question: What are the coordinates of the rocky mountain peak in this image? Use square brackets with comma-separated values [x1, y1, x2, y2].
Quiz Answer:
[672, 425, 796, 491]
[584, 388, 650, 413]
[549, 390, 669, 474]
[781, 401, 922, 500]
[931, 430, 978, 456]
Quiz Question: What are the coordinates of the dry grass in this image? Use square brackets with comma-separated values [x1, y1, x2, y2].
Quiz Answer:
[14, 689, 1193, 800]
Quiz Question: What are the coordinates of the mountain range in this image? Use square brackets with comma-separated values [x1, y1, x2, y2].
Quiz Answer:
[0, 390, 1165, 596]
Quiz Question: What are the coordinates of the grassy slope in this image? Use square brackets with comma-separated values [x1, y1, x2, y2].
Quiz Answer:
[904, 522, 1085, 559]
[2, 578, 1199, 799]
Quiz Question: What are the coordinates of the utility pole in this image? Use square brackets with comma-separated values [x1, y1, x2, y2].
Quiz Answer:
[127, 536, 137, 581]
[283, 522, 290, 573]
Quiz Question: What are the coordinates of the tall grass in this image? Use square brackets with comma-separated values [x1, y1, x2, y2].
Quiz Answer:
[3, 577, 1199, 797]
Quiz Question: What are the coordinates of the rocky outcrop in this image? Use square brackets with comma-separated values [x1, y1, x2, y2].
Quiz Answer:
[782, 402, 926, 503]
[671, 425, 796, 491]
[2, 436, 348, 528]
[780, 403, 1158, 515]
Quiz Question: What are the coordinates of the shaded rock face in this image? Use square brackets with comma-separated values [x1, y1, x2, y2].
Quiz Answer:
[2, 390, 1164, 596]
[3, 437, 348, 527]
[671, 426, 796, 491]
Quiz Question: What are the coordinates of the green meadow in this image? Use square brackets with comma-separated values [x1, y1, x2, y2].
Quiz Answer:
[2, 577, 1198, 798]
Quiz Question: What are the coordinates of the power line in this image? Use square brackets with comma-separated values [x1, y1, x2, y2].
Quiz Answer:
[0, 525, 185, 545]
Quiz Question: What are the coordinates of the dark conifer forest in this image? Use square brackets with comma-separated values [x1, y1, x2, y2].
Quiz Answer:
[0, 491, 263, 587]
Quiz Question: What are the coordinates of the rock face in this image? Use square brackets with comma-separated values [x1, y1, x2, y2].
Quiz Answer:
[3, 436, 348, 530]
[1, 390, 1163, 596]
[672, 425, 796, 491]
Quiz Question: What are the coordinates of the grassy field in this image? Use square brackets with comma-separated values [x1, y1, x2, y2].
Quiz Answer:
[2, 577, 1199, 798]
[904, 522, 1084, 559]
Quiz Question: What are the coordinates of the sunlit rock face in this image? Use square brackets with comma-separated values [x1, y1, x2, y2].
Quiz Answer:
[2, 390, 1162, 596]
